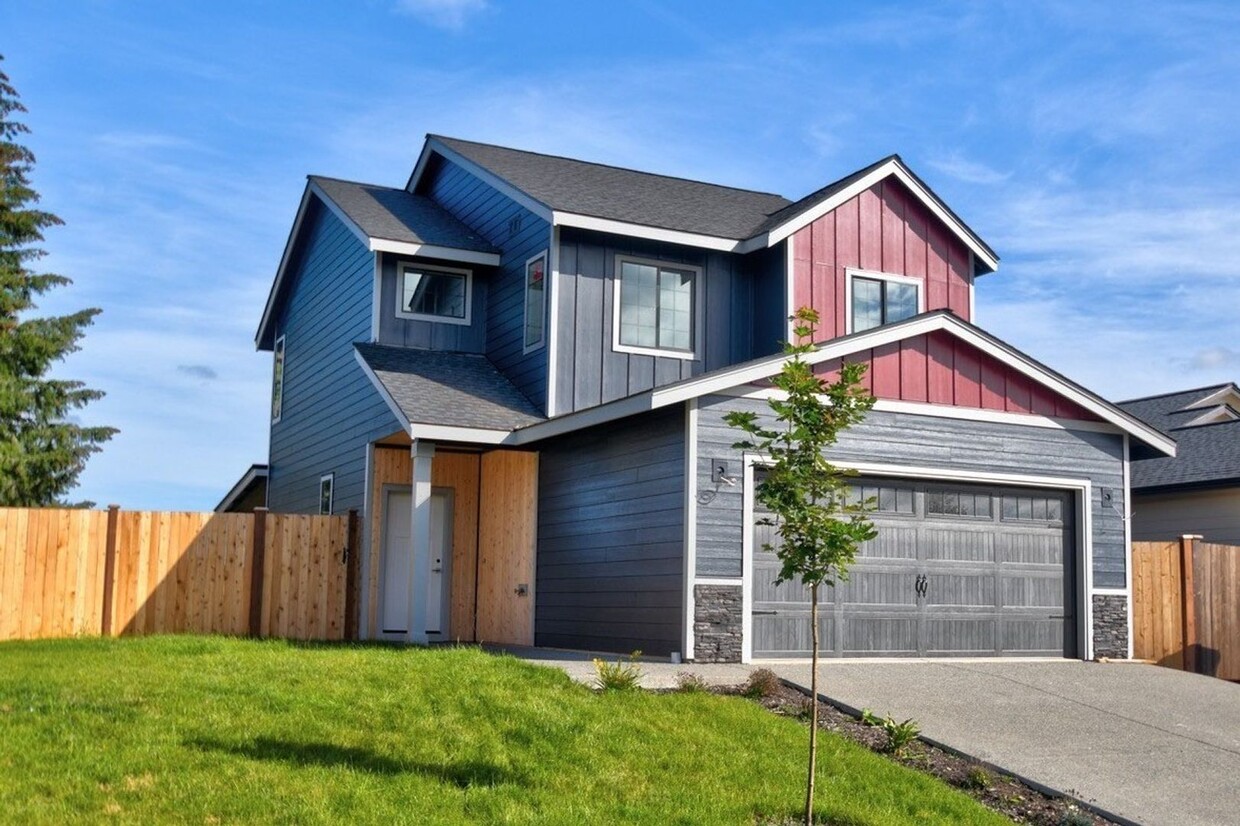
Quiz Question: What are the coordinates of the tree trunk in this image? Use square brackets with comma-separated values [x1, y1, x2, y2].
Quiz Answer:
[804, 582, 819, 825]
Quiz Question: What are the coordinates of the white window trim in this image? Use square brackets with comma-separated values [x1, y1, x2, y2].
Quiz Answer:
[271, 334, 286, 424]
[319, 472, 334, 515]
[611, 254, 703, 361]
[395, 262, 473, 327]
[844, 268, 924, 335]
[522, 250, 548, 354]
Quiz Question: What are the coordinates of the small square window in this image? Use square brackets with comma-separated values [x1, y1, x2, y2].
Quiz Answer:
[397, 264, 471, 324]
[614, 257, 699, 357]
[849, 271, 921, 333]
[319, 474, 334, 515]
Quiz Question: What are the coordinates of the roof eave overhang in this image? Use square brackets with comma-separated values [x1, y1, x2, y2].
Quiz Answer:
[215, 464, 269, 512]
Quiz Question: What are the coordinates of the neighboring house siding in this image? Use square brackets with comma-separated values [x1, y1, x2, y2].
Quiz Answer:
[790, 177, 972, 340]
[421, 159, 549, 410]
[695, 397, 1128, 588]
[553, 227, 759, 415]
[535, 407, 685, 655]
[375, 251, 488, 352]
[1132, 487, 1240, 544]
[267, 201, 401, 513]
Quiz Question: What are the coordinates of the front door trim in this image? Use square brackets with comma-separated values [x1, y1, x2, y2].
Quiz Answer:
[740, 454, 1094, 663]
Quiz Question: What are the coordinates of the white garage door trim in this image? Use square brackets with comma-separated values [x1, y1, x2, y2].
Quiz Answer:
[740, 454, 1096, 663]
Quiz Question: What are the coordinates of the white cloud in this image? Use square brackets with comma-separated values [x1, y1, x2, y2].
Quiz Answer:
[927, 153, 1010, 186]
[393, 0, 488, 31]
[1181, 346, 1240, 371]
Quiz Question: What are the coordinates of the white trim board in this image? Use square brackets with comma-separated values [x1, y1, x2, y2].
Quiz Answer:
[682, 399, 699, 661]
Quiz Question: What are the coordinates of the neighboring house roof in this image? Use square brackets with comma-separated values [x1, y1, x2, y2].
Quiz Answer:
[216, 464, 269, 512]
[354, 343, 545, 433]
[386, 310, 1175, 457]
[1118, 384, 1240, 491]
[310, 176, 498, 255]
[411, 135, 998, 271]
[420, 135, 794, 240]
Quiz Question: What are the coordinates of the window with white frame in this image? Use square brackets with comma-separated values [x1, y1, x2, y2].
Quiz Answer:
[848, 270, 921, 333]
[397, 263, 471, 324]
[523, 251, 547, 350]
[614, 257, 698, 356]
[271, 335, 285, 424]
[319, 473, 334, 515]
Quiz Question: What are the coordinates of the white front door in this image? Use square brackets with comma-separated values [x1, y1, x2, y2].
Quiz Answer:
[380, 488, 452, 640]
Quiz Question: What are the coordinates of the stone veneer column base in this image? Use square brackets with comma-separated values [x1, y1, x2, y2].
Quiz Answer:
[693, 584, 743, 663]
[1092, 593, 1129, 659]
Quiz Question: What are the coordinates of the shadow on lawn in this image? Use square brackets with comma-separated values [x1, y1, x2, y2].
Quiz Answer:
[186, 736, 526, 788]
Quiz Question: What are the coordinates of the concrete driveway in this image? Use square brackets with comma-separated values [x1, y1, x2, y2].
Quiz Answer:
[767, 659, 1240, 826]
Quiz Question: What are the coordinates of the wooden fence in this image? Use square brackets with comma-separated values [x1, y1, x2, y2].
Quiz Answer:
[0, 506, 359, 643]
[1133, 537, 1239, 681]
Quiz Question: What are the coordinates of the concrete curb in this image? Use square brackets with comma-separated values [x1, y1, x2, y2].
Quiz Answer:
[780, 678, 1143, 826]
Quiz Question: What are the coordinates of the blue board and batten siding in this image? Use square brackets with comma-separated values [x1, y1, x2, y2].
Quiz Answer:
[694, 396, 1128, 587]
[552, 228, 786, 415]
[535, 408, 686, 655]
[266, 201, 400, 513]
[419, 158, 549, 411]
[375, 252, 488, 352]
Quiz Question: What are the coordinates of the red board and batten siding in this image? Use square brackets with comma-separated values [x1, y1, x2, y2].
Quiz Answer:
[791, 177, 972, 338]
[811, 332, 1100, 421]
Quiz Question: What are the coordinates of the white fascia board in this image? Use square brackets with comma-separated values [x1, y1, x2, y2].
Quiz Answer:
[409, 423, 513, 444]
[511, 393, 655, 444]
[255, 184, 316, 348]
[215, 465, 269, 512]
[353, 349, 412, 433]
[755, 160, 1000, 273]
[368, 238, 500, 267]
[419, 138, 554, 222]
[552, 211, 742, 252]
[405, 141, 437, 193]
[1181, 384, 1240, 411]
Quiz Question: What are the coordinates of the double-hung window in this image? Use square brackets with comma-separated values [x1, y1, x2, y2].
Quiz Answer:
[523, 252, 547, 351]
[397, 263, 472, 325]
[614, 257, 699, 358]
[848, 270, 921, 333]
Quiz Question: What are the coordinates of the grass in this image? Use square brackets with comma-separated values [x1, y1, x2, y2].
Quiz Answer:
[0, 636, 1010, 825]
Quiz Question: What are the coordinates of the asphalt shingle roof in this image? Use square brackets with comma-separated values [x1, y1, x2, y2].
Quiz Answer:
[356, 343, 544, 431]
[311, 176, 498, 254]
[429, 135, 794, 239]
[1118, 384, 1240, 490]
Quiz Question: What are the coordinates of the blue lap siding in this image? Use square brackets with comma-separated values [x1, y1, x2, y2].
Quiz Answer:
[419, 158, 550, 411]
[535, 407, 686, 656]
[266, 200, 401, 513]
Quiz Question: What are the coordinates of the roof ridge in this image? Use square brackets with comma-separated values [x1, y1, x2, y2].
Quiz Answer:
[428, 134, 792, 202]
[309, 174, 404, 190]
[1116, 382, 1235, 404]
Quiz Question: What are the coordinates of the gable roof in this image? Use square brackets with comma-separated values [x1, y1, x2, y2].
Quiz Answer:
[311, 176, 498, 255]
[1118, 383, 1240, 490]
[215, 464, 268, 512]
[409, 135, 997, 271]
[354, 343, 545, 435]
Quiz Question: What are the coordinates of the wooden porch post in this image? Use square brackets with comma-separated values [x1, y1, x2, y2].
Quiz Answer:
[1180, 534, 1200, 673]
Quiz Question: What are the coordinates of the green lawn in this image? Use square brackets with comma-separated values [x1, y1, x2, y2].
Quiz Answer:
[0, 636, 1008, 825]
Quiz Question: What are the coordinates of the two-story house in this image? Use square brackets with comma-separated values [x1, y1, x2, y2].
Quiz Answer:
[252, 135, 1174, 663]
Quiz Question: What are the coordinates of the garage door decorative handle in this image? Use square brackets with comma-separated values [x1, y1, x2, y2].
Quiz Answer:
[915, 575, 928, 597]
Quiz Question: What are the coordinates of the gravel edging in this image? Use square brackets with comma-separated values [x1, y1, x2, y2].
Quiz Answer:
[714, 674, 1127, 826]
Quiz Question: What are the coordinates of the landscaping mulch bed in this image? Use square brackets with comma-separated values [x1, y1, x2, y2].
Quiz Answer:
[708, 673, 1115, 826]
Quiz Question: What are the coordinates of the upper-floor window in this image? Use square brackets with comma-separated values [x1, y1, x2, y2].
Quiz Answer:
[397, 263, 472, 326]
[847, 269, 921, 333]
[271, 335, 285, 424]
[523, 251, 547, 351]
[613, 256, 699, 359]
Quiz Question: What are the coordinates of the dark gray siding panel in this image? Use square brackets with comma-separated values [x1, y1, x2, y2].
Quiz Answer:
[536, 407, 686, 655]
[749, 242, 787, 358]
[266, 201, 401, 513]
[374, 252, 488, 352]
[422, 159, 549, 411]
[695, 397, 1127, 588]
[554, 227, 757, 415]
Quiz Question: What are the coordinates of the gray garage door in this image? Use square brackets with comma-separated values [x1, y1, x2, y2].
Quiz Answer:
[751, 475, 1077, 658]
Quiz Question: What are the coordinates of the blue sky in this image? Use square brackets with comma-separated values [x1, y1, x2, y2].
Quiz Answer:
[3, 1, 1239, 509]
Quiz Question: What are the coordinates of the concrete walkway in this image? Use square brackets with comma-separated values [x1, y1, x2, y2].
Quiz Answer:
[498, 648, 1240, 826]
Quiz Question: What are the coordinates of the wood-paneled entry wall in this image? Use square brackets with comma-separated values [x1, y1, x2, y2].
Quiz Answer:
[367, 446, 537, 645]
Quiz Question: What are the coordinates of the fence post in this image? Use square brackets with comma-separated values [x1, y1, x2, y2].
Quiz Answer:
[249, 508, 269, 638]
[1180, 534, 1200, 673]
[344, 509, 361, 640]
[100, 505, 120, 635]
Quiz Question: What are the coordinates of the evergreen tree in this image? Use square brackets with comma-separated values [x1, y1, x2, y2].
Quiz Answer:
[0, 57, 115, 505]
